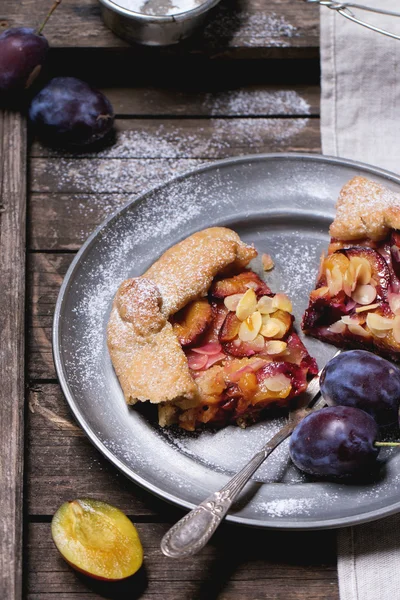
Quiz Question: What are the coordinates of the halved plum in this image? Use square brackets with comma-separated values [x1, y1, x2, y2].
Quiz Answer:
[171, 298, 213, 346]
[210, 271, 271, 299]
[51, 499, 143, 581]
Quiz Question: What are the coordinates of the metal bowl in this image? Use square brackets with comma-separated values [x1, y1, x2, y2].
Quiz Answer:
[98, 0, 221, 46]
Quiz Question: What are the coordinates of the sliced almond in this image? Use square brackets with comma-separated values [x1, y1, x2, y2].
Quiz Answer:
[393, 315, 400, 343]
[355, 303, 380, 313]
[343, 264, 356, 297]
[272, 293, 293, 313]
[236, 288, 257, 321]
[369, 328, 389, 339]
[263, 373, 292, 393]
[388, 292, 400, 316]
[245, 281, 259, 290]
[348, 323, 370, 338]
[366, 312, 394, 331]
[257, 295, 275, 314]
[224, 293, 244, 312]
[351, 284, 377, 306]
[326, 266, 343, 297]
[328, 320, 347, 334]
[341, 315, 360, 326]
[311, 286, 329, 299]
[265, 340, 288, 355]
[262, 253, 274, 271]
[349, 256, 372, 285]
[248, 334, 266, 352]
[260, 317, 282, 338]
[238, 311, 262, 342]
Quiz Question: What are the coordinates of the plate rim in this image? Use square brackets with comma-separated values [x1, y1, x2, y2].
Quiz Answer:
[53, 152, 400, 530]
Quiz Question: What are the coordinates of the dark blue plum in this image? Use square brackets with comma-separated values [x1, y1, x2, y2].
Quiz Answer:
[0, 28, 48, 94]
[320, 350, 400, 427]
[29, 77, 114, 146]
[289, 406, 380, 478]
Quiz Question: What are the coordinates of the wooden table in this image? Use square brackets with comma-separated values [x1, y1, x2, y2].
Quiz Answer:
[0, 1, 340, 598]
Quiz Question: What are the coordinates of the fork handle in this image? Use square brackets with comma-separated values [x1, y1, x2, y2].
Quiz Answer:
[160, 423, 294, 558]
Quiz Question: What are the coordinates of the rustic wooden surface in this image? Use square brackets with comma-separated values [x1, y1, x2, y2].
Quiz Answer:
[1, 0, 319, 56]
[0, 0, 340, 598]
[0, 111, 27, 600]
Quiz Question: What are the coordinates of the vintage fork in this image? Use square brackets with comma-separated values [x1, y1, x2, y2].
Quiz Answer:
[305, 1, 400, 42]
[160, 351, 341, 558]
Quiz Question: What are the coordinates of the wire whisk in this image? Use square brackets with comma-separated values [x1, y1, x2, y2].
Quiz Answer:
[305, 1, 400, 41]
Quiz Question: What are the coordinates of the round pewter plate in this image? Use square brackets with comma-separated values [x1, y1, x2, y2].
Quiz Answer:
[53, 153, 400, 530]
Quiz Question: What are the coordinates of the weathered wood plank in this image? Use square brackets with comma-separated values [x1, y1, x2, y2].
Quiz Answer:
[26, 522, 338, 599]
[28, 253, 73, 380]
[0, 110, 27, 600]
[31, 116, 319, 159]
[28, 83, 319, 119]
[100, 84, 320, 117]
[30, 117, 320, 198]
[27, 382, 173, 515]
[1, 0, 319, 55]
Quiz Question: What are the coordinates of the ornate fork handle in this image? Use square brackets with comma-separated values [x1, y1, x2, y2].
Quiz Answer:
[160, 357, 335, 558]
[160, 420, 297, 558]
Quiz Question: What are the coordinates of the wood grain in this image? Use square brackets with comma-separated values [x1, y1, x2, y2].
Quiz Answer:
[26, 522, 338, 599]
[0, 110, 27, 600]
[27, 382, 169, 515]
[99, 84, 320, 117]
[28, 253, 73, 380]
[1, 0, 319, 56]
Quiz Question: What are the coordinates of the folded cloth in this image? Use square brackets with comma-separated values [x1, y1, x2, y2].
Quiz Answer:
[320, 2, 400, 599]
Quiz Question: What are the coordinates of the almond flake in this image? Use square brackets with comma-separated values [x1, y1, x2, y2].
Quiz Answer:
[266, 341, 288, 355]
[366, 312, 394, 331]
[348, 323, 370, 338]
[262, 253, 274, 271]
[257, 295, 275, 314]
[393, 315, 400, 343]
[224, 293, 244, 312]
[352, 284, 377, 305]
[328, 320, 347, 334]
[236, 288, 257, 321]
[263, 373, 291, 393]
[238, 311, 262, 342]
[355, 303, 380, 313]
[272, 293, 292, 313]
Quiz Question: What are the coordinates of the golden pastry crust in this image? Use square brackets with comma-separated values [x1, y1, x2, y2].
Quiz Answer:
[107, 227, 257, 406]
[329, 176, 400, 241]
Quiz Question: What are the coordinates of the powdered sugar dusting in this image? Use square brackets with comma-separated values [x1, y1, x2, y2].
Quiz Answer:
[204, 9, 299, 47]
[59, 157, 400, 524]
[205, 90, 311, 116]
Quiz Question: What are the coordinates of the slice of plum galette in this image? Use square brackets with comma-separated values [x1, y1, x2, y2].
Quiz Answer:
[302, 176, 400, 361]
[107, 227, 317, 431]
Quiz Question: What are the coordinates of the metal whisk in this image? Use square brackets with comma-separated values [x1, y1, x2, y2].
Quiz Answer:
[305, 1, 400, 41]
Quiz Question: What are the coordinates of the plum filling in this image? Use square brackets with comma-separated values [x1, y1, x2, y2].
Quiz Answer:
[165, 269, 317, 431]
[302, 232, 400, 362]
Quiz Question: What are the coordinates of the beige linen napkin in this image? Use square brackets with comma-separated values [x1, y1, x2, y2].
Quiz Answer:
[320, 2, 400, 599]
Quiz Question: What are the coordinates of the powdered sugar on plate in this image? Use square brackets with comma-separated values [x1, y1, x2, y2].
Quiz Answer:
[57, 156, 400, 526]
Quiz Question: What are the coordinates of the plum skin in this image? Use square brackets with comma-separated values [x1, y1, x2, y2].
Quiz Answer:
[289, 406, 380, 478]
[320, 349, 400, 426]
[29, 77, 115, 146]
[0, 28, 48, 94]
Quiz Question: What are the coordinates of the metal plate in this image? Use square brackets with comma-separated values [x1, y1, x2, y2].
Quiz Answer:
[53, 153, 400, 530]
